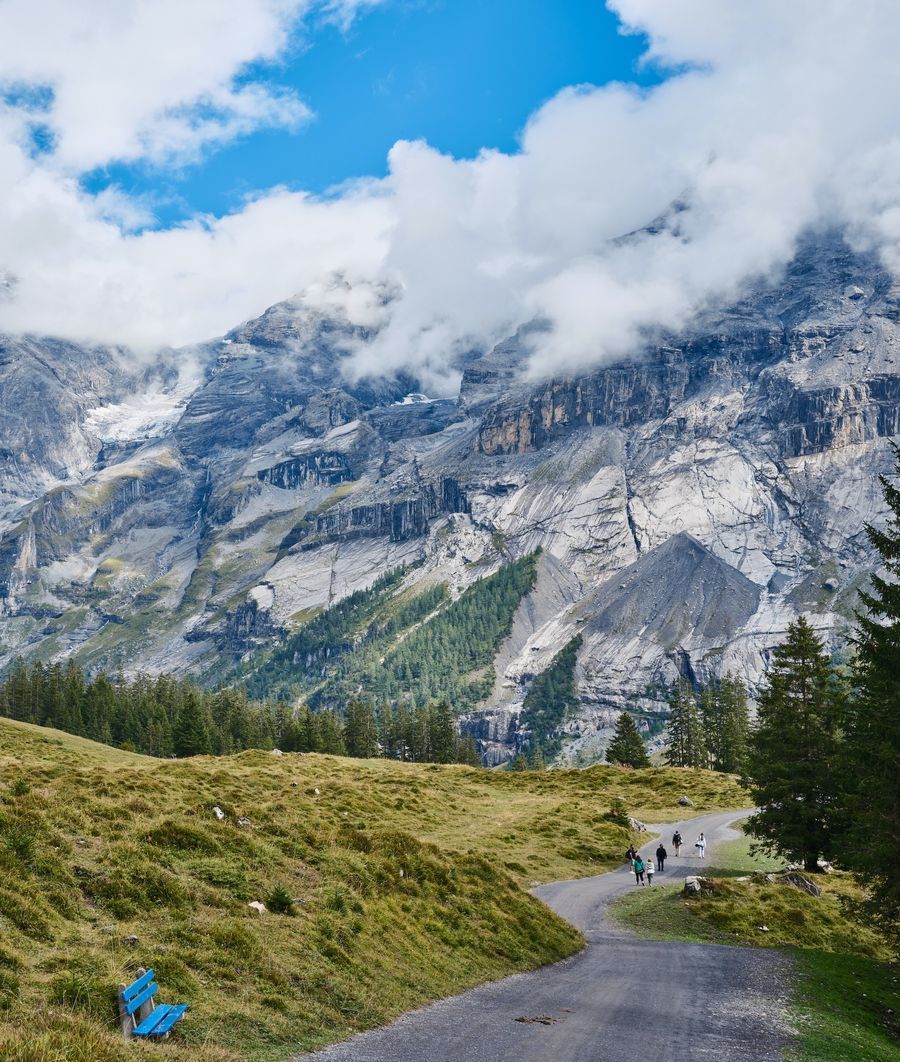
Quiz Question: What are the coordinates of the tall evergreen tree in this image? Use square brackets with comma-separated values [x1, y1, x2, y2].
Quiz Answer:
[428, 700, 456, 764]
[842, 446, 900, 932]
[527, 741, 545, 771]
[509, 750, 528, 771]
[173, 691, 211, 757]
[345, 698, 379, 758]
[606, 712, 651, 768]
[747, 617, 845, 872]
[718, 674, 750, 775]
[665, 680, 706, 767]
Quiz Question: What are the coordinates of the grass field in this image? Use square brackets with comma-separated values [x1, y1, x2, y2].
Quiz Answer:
[0, 718, 748, 1060]
[611, 821, 899, 1061]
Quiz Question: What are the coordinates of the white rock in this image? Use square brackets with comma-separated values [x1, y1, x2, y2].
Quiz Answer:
[248, 901, 267, 914]
[212, 805, 226, 821]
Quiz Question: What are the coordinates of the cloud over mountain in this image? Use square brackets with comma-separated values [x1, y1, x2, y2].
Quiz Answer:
[1, 1, 900, 384]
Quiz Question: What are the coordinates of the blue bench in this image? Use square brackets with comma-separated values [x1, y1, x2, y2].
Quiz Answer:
[119, 968, 189, 1039]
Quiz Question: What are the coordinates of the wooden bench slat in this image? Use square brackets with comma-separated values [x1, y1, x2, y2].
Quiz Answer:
[133, 1004, 172, 1037]
[149, 1002, 188, 1036]
[122, 968, 155, 1002]
[125, 980, 158, 1015]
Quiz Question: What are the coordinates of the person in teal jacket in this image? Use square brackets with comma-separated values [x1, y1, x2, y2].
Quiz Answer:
[632, 855, 645, 885]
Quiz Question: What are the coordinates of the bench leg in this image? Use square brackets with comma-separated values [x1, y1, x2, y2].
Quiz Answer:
[119, 966, 154, 1039]
[118, 982, 134, 1039]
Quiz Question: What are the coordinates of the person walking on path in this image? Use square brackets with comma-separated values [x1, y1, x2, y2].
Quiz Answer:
[625, 844, 637, 863]
[646, 858, 655, 886]
[655, 843, 667, 871]
[632, 855, 645, 886]
[695, 832, 706, 858]
[672, 830, 683, 856]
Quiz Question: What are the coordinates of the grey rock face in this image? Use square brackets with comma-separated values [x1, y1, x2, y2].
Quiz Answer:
[0, 232, 898, 765]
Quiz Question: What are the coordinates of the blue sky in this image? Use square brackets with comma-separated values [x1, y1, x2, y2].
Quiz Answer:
[84, 0, 656, 226]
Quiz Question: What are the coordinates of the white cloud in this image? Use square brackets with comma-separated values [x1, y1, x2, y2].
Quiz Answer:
[0, 1, 321, 170]
[1, 1, 900, 382]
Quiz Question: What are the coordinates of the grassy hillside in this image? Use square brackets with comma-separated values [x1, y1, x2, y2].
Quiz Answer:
[611, 825, 898, 1061]
[0, 718, 747, 1060]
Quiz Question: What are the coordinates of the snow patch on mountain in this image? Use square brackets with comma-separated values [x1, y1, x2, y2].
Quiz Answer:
[84, 378, 198, 443]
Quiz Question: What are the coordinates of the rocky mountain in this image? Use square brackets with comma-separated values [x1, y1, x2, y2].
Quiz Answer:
[0, 232, 897, 764]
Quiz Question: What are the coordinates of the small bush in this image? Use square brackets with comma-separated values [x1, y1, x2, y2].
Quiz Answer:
[266, 886, 296, 915]
[605, 798, 630, 828]
[2, 820, 38, 866]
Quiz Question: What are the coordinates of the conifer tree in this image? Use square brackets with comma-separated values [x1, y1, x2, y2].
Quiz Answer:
[718, 674, 750, 775]
[842, 447, 900, 931]
[747, 617, 845, 872]
[429, 700, 457, 764]
[456, 733, 482, 767]
[665, 680, 706, 767]
[345, 698, 379, 758]
[699, 683, 723, 767]
[528, 741, 545, 770]
[509, 750, 528, 771]
[606, 712, 650, 767]
[173, 691, 211, 757]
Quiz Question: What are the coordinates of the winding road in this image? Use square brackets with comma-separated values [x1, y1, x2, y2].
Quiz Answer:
[301, 810, 794, 1062]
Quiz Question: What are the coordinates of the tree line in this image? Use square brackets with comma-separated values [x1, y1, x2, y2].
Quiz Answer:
[605, 674, 750, 772]
[0, 662, 481, 766]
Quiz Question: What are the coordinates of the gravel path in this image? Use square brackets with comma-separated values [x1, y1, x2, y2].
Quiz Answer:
[299, 810, 795, 1061]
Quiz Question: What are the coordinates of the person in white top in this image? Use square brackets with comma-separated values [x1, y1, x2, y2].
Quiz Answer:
[695, 832, 706, 858]
[646, 857, 655, 885]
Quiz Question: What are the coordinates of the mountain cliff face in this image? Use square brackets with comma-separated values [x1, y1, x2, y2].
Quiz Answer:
[0, 233, 897, 763]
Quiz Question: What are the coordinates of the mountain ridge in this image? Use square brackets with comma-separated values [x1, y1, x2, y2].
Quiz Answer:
[0, 230, 897, 764]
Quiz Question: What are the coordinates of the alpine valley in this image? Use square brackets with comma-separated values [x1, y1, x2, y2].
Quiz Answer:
[2, 231, 898, 766]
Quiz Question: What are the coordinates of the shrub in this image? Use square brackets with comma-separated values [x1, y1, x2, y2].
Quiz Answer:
[265, 886, 296, 915]
[605, 798, 630, 828]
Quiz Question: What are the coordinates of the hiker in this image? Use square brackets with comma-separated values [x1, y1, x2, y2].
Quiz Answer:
[646, 857, 655, 886]
[672, 830, 683, 856]
[625, 844, 637, 863]
[632, 855, 645, 886]
[655, 843, 667, 871]
[695, 832, 706, 858]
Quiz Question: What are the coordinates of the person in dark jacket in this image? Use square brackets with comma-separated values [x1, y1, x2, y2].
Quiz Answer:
[656, 843, 668, 871]
[625, 845, 638, 863]
[672, 830, 683, 856]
